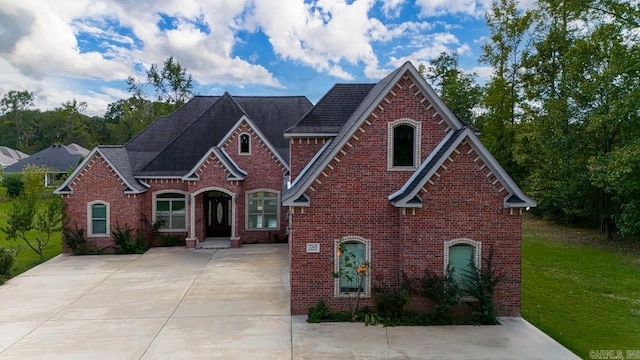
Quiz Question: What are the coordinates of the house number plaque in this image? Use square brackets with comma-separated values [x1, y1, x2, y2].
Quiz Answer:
[306, 243, 320, 253]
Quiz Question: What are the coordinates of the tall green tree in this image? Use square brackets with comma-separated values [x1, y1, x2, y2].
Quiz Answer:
[0, 90, 35, 150]
[478, 0, 532, 183]
[422, 52, 482, 125]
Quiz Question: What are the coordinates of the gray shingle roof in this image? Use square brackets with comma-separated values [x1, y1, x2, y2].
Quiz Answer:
[285, 84, 376, 135]
[98, 146, 148, 193]
[4, 144, 86, 173]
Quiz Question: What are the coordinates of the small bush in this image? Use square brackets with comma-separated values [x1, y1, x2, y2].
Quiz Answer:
[307, 299, 352, 323]
[63, 224, 89, 255]
[414, 268, 460, 324]
[158, 234, 182, 247]
[0, 247, 16, 283]
[461, 246, 503, 325]
[112, 223, 149, 254]
[1, 173, 23, 198]
[373, 283, 410, 319]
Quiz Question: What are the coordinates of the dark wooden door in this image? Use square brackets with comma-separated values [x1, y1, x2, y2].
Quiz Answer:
[206, 196, 231, 237]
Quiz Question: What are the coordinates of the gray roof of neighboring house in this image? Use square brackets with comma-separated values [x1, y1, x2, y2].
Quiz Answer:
[4, 144, 88, 173]
[0, 146, 29, 168]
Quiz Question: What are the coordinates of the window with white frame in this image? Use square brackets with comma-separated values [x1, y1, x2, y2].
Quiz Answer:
[247, 191, 279, 230]
[87, 201, 109, 236]
[334, 236, 371, 297]
[444, 239, 482, 291]
[239, 133, 251, 154]
[387, 119, 422, 170]
[155, 192, 186, 230]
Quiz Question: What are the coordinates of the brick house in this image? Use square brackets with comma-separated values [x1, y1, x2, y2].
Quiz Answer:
[56, 61, 534, 316]
[283, 62, 535, 316]
[55, 94, 313, 249]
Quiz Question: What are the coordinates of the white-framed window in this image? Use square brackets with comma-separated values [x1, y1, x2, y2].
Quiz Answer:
[444, 238, 482, 291]
[246, 190, 279, 230]
[387, 118, 422, 170]
[239, 133, 251, 155]
[334, 236, 371, 297]
[154, 192, 187, 231]
[87, 201, 109, 237]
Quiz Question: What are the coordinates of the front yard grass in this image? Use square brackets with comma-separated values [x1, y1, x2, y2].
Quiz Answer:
[0, 199, 61, 276]
[522, 216, 640, 359]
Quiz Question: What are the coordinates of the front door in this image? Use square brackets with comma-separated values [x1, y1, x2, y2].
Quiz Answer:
[206, 194, 231, 237]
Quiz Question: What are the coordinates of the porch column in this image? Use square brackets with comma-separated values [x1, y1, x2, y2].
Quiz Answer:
[185, 193, 197, 248]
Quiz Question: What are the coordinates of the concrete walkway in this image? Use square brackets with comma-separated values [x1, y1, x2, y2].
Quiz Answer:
[0, 245, 579, 359]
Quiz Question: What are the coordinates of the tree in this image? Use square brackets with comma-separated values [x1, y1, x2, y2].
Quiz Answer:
[1, 165, 61, 261]
[422, 52, 482, 125]
[478, 0, 532, 183]
[0, 90, 35, 150]
[146, 57, 194, 106]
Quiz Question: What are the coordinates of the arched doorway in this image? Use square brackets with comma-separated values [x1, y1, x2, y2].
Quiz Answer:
[205, 190, 232, 238]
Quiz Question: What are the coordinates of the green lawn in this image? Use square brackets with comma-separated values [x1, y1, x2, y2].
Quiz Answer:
[0, 199, 62, 276]
[522, 216, 640, 358]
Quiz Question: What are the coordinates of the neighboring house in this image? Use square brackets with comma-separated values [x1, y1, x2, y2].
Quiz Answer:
[283, 62, 535, 316]
[55, 95, 313, 249]
[56, 62, 534, 317]
[0, 146, 29, 169]
[4, 144, 89, 186]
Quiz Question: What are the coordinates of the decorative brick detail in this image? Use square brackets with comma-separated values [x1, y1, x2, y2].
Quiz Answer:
[289, 74, 523, 317]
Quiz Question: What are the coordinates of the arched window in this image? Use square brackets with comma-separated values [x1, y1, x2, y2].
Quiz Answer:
[334, 236, 371, 297]
[154, 192, 186, 231]
[444, 239, 482, 291]
[239, 133, 250, 154]
[87, 201, 109, 236]
[393, 125, 414, 166]
[387, 119, 421, 170]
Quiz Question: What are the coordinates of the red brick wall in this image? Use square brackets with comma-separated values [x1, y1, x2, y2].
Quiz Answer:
[219, 120, 289, 243]
[289, 74, 523, 316]
[289, 138, 329, 181]
[61, 153, 143, 252]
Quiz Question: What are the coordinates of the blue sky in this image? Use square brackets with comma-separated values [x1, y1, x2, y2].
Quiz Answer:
[0, 0, 532, 116]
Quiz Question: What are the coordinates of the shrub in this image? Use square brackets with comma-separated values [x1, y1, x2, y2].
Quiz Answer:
[1, 173, 23, 198]
[414, 268, 460, 324]
[461, 246, 503, 325]
[0, 247, 16, 283]
[112, 223, 149, 254]
[62, 224, 89, 255]
[158, 234, 182, 247]
[373, 277, 411, 320]
[307, 299, 352, 323]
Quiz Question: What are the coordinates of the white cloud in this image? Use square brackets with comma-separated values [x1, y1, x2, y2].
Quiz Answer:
[415, 0, 489, 17]
[380, 0, 406, 18]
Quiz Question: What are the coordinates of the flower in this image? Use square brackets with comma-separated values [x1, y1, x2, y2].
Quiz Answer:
[337, 249, 342, 256]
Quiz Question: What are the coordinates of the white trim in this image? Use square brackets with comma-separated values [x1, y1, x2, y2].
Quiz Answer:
[217, 115, 290, 171]
[334, 236, 371, 298]
[152, 190, 188, 232]
[286, 139, 333, 191]
[284, 132, 339, 138]
[182, 147, 247, 181]
[238, 133, 251, 155]
[87, 200, 110, 237]
[443, 238, 482, 275]
[387, 118, 422, 171]
[246, 189, 281, 231]
[192, 187, 237, 239]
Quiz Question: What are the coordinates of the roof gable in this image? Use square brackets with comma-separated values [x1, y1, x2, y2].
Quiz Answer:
[388, 128, 536, 208]
[54, 146, 148, 195]
[283, 61, 465, 205]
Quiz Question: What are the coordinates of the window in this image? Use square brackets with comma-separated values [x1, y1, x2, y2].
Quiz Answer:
[87, 201, 109, 236]
[387, 119, 421, 170]
[155, 193, 186, 230]
[444, 239, 481, 291]
[393, 125, 414, 166]
[334, 236, 371, 297]
[239, 133, 250, 154]
[247, 191, 279, 229]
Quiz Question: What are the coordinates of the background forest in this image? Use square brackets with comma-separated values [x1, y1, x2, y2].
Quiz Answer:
[1, 0, 639, 238]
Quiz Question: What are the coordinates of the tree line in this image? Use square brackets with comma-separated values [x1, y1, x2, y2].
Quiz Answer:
[2, 0, 639, 238]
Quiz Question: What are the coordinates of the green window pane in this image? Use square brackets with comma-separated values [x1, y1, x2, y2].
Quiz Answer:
[449, 244, 474, 289]
[172, 200, 185, 212]
[92, 204, 106, 218]
[156, 201, 170, 212]
[265, 215, 278, 228]
[92, 219, 107, 234]
[339, 242, 365, 292]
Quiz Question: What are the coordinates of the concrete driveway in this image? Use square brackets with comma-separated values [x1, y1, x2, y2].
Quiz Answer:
[0, 245, 579, 359]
